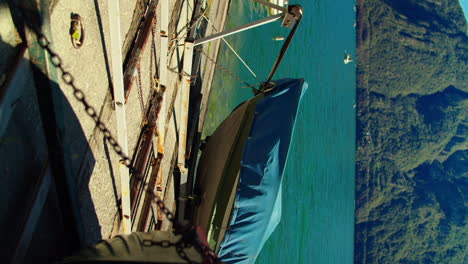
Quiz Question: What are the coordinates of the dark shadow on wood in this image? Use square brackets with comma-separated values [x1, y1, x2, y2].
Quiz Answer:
[103, 135, 120, 211]
[0, 38, 101, 263]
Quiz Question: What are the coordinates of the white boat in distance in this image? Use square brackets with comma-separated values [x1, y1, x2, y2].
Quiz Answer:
[344, 52, 353, 64]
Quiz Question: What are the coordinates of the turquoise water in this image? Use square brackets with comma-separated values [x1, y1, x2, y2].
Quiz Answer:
[203, 0, 356, 263]
[460, 0, 468, 27]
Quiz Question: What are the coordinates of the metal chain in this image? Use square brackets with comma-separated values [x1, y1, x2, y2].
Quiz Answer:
[196, 47, 258, 89]
[148, 22, 162, 126]
[142, 229, 220, 264]
[150, 22, 156, 92]
[170, 8, 259, 90]
[35, 34, 132, 168]
[171, 8, 206, 44]
[136, 62, 146, 123]
[166, 7, 206, 80]
[200, 15, 261, 84]
[33, 31, 218, 264]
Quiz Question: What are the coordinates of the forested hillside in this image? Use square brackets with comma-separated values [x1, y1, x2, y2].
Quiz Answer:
[355, 0, 468, 263]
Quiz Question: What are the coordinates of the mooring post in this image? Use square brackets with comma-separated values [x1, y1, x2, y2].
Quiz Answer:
[178, 40, 195, 173]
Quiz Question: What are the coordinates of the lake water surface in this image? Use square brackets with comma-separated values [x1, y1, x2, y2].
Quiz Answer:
[203, 1, 356, 262]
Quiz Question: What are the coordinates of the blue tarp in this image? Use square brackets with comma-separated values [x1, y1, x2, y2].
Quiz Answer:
[218, 78, 308, 264]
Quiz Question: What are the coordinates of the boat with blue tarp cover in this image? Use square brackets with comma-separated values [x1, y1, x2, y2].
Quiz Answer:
[193, 78, 308, 264]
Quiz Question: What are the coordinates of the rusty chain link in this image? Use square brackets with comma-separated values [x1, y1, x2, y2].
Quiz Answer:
[136, 62, 147, 122]
[196, 47, 259, 90]
[143, 230, 213, 264]
[33, 29, 218, 264]
[150, 22, 156, 93]
[148, 22, 163, 127]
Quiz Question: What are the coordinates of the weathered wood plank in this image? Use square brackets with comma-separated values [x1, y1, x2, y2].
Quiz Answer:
[123, 0, 159, 102]
[122, 0, 151, 64]
[107, 0, 132, 234]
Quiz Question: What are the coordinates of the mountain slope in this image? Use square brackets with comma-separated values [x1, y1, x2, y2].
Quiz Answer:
[355, 0, 468, 263]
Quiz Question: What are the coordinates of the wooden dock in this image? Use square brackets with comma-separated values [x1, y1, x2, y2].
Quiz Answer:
[0, 0, 231, 262]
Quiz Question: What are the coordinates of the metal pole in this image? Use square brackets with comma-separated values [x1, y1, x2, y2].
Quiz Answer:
[107, 0, 132, 234]
[252, 0, 287, 12]
[194, 13, 283, 46]
[265, 5, 303, 83]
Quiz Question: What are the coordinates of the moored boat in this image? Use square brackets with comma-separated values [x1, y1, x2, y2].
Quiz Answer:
[193, 78, 308, 264]
[344, 52, 353, 64]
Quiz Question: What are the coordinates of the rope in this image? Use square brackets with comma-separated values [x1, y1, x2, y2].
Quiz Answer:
[196, 47, 259, 89]
[201, 15, 260, 82]
[165, 6, 258, 91]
